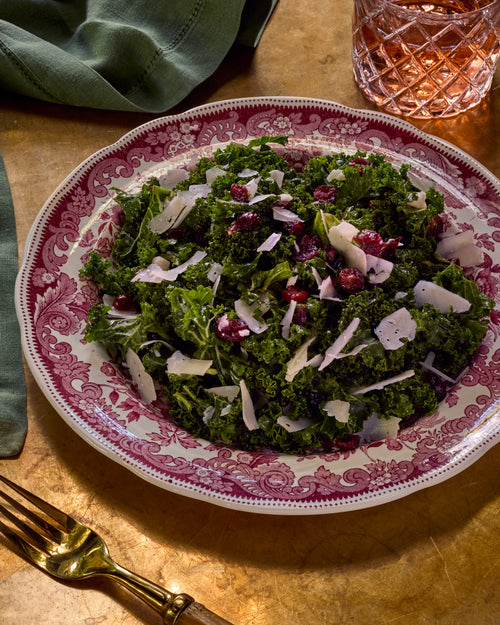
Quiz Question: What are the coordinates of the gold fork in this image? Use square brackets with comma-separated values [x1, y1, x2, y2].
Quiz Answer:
[0, 474, 234, 624]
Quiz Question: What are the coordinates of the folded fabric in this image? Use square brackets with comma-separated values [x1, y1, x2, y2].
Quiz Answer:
[0, 0, 278, 113]
[0, 152, 27, 457]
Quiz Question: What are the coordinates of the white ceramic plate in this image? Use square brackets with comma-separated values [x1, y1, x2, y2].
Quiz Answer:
[16, 97, 500, 514]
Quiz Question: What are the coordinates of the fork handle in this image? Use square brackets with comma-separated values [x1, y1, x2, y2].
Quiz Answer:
[176, 601, 234, 625]
[104, 559, 234, 624]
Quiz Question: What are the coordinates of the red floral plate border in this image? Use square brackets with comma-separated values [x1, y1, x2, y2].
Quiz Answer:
[15, 97, 500, 514]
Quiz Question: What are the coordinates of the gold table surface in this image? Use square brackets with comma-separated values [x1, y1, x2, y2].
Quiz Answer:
[0, 2, 499, 623]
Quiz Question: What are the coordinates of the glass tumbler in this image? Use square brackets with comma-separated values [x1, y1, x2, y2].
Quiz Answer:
[352, 0, 500, 118]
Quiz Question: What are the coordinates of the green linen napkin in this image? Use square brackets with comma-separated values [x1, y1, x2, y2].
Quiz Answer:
[0, 153, 27, 457]
[0, 0, 278, 112]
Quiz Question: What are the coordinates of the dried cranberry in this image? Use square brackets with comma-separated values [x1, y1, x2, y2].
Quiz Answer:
[193, 226, 206, 246]
[428, 214, 447, 237]
[227, 212, 261, 235]
[294, 234, 321, 262]
[380, 236, 402, 258]
[354, 230, 401, 259]
[282, 220, 305, 236]
[333, 434, 360, 451]
[273, 199, 291, 210]
[230, 183, 250, 203]
[293, 305, 308, 326]
[354, 230, 384, 256]
[324, 243, 339, 263]
[215, 315, 249, 342]
[313, 185, 337, 204]
[423, 372, 448, 402]
[282, 285, 309, 302]
[112, 294, 135, 311]
[167, 227, 187, 240]
[348, 157, 372, 168]
[337, 267, 365, 294]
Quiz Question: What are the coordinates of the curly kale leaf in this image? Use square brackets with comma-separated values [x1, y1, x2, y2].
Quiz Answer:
[165, 286, 218, 356]
[84, 302, 157, 359]
[112, 182, 171, 263]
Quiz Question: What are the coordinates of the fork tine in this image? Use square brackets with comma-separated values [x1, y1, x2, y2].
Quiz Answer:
[0, 481, 65, 539]
[0, 496, 57, 553]
[0, 514, 49, 568]
[0, 474, 73, 530]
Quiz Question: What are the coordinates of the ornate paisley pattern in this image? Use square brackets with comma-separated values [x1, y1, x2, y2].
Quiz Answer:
[16, 98, 500, 514]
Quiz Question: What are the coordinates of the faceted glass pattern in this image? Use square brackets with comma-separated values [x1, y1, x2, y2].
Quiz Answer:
[352, 0, 500, 118]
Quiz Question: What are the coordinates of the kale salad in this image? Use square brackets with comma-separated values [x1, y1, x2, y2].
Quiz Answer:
[81, 137, 493, 454]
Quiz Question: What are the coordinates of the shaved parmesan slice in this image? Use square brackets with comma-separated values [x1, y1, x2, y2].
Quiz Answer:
[245, 177, 260, 200]
[148, 185, 209, 234]
[438, 228, 474, 249]
[436, 230, 483, 267]
[319, 317, 361, 371]
[359, 412, 401, 444]
[148, 194, 187, 234]
[327, 222, 367, 274]
[211, 275, 221, 299]
[374, 308, 417, 351]
[126, 348, 157, 404]
[285, 333, 318, 382]
[151, 256, 170, 270]
[205, 166, 226, 185]
[132, 251, 207, 283]
[187, 183, 211, 196]
[238, 168, 259, 178]
[305, 354, 323, 368]
[326, 168, 346, 182]
[366, 255, 393, 284]
[159, 168, 189, 189]
[257, 232, 282, 252]
[206, 385, 240, 401]
[279, 193, 293, 202]
[202, 406, 215, 424]
[280, 299, 297, 339]
[207, 262, 223, 282]
[414, 280, 471, 313]
[277, 415, 314, 432]
[167, 351, 213, 376]
[408, 191, 427, 209]
[450, 244, 483, 268]
[269, 169, 284, 187]
[311, 266, 323, 288]
[240, 380, 259, 430]
[318, 275, 336, 299]
[323, 399, 350, 423]
[234, 299, 268, 334]
[160, 250, 207, 280]
[335, 343, 368, 359]
[331, 220, 359, 240]
[249, 193, 272, 205]
[273, 205, 303, 222]
[352, 369, 415, 395]
[130, 263, 169, 284]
